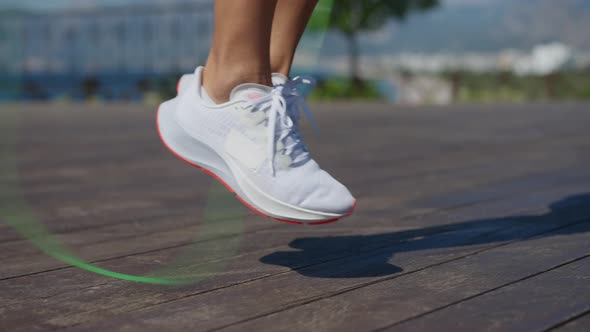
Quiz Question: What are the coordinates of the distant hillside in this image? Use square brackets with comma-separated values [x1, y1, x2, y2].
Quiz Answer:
[3, 0, 589, 54]
[320, 0, 590, 55]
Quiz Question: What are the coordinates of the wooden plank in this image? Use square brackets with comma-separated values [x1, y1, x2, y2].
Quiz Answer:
[5, 102, 589, 248]
[3, 148, 587, 279]
[1, 106, 588, 260]
[4, 102, 588, 239]
[1, 103, 590, 331]
[385, 256, 590, 332]
[550, 312, 590, 332]
[2, 163, 588, 280]
[7, 143, 580, 232]
[4, 171, 587, 283]
[218, 221, 590, 332]
[2, 120, 588, 272]
[4, 144, 587, 236]
[0, 186, 575, 314]
[4, 187, 588, 331]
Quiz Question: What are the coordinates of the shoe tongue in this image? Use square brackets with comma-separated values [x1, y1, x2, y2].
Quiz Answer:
[229, 83, 272, 102]
[271, 73, 288, 86]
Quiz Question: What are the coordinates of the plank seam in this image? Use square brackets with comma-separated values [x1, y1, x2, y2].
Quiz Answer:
[542, 308, 590, 332]
[5, 172, 590, 281]
[373, 253, 590, 332]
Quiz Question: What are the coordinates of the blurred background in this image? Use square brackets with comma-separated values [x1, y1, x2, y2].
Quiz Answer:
[1, 0, 589, 105]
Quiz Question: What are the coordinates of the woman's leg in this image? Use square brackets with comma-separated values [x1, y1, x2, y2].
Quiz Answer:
[270, 0, 319, 76]
[203, 0, 278, 103]
[160, 0, 355, 223]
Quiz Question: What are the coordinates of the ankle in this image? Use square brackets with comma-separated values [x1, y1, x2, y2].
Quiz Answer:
[270, 54, 293, 78]
[203, 64, 272, 103]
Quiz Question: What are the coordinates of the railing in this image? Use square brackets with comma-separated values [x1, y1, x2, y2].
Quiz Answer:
[0, 2, 214, 75]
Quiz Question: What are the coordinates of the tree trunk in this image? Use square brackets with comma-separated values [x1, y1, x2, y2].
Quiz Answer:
[544, 73, 557, 99]
[346, 31, 362, 87]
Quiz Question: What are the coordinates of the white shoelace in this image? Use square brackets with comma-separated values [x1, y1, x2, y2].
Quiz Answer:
[282, 76, 320, 134]
[244, 76, 318, 175]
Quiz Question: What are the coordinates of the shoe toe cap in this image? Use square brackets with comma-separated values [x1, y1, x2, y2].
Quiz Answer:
[298, 171, 356, 215]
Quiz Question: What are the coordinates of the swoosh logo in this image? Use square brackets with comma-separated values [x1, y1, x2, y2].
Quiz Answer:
[224, 129, 266, 171]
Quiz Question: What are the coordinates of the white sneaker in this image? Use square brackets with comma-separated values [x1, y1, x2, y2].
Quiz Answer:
[158, 67, 356, 224]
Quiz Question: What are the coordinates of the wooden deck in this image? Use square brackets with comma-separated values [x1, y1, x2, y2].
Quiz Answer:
[1, 102, 590, 331]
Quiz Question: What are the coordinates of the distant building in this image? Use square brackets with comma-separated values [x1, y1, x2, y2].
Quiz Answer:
[513, 43, 573, 76]
[393, 75, 453, 106]
[0, 2, 213, 100]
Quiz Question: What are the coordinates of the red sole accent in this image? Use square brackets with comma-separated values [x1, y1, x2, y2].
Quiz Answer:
[176, 77, 182, 94]
[156, 105, 356, 226]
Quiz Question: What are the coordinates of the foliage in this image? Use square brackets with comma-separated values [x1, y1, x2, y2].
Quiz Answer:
[445, 69, 590, 103]
[309, 78, 382, 101]
[328, 0, 439, 35]
[325, 0, 440, 82]
[307, 0, 335, 31]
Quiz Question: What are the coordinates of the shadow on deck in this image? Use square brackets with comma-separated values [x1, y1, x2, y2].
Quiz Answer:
[261, 193, 590, 278]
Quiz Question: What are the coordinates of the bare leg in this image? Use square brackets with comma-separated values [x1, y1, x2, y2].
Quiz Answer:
[204, 0, 277, 103]
[270, 0, 319, 76]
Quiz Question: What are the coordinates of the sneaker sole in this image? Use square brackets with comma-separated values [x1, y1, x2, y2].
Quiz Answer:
[157, 98, 356, 225]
